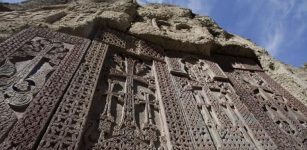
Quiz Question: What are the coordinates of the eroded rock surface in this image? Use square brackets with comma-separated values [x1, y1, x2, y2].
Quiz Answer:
[0, 0, 306, 105]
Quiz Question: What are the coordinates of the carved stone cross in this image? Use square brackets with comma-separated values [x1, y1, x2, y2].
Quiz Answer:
[1, 37, 71, 112]
[135, 89, 159, 145]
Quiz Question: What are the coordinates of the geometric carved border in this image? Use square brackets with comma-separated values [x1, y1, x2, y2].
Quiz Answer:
[154, 60, 194, 149]
[37, 41, 108, 149]
[0, 27, 38, 62]
[100, 29, 164, 61]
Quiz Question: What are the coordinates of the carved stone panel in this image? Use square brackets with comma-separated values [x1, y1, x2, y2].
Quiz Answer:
[214, 55, 307, 149]
[79, 37, 167, 149]
[37, 30, 169, 150]
[165, 52, 277, 150]
[1, 36, 73, 113]
[0, 27, 90, 149]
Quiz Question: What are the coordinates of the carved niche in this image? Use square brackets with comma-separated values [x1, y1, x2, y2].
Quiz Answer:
[0, 27, 90, 149]
[214, 55, 307, 149]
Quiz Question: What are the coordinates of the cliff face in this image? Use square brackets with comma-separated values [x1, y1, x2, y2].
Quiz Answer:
[0, 0, 306, 105]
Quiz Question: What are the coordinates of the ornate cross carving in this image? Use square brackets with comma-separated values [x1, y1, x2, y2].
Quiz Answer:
[0, 37, 71, 113]
[95, 54, 160, 149]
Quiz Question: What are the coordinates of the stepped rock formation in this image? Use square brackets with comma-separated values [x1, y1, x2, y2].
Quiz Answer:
[0, 0, 307, 150]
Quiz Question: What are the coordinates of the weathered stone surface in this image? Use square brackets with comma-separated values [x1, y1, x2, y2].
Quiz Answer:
[130, 5, 212, 55]
[0, 1, 307, 149]
[98, 11, 133, 31]
[1, 26, 307, 150]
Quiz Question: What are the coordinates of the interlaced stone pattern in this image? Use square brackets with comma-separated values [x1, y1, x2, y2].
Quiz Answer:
[0, 28, 306, 150]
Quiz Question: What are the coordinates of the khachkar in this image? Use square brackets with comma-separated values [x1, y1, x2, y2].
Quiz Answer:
[0, 28, 306, 150]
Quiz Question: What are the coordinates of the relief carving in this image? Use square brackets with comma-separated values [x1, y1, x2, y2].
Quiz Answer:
[39, 30, 168, 150]
[167, 53, 276, 149]
[0, 27, 90, 150]
[50, 32, 169, 150]
[154, 60, 194, 149]
[100, 30, 164, 61]
[214, 55, 307, 149]
[243, 71, 307, 148]
[93, 53, 164, 149]
[0, 37, 72, 115]
[38, 41, 108, 150]
[1, 28, 307, 150]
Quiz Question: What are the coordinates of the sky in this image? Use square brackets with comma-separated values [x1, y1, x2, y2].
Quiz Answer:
[138, 0, 307, 67]
[0, 0, 24, 3]
[1, 0, 306, 67]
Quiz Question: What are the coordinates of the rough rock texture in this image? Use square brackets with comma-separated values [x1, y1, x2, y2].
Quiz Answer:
[295, 64, 307, 82]
[0, 0, 306, 105]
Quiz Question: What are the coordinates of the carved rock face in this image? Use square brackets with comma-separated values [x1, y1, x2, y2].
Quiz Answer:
[1, 1, 306, 109]
[0, 28, 306, 150]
